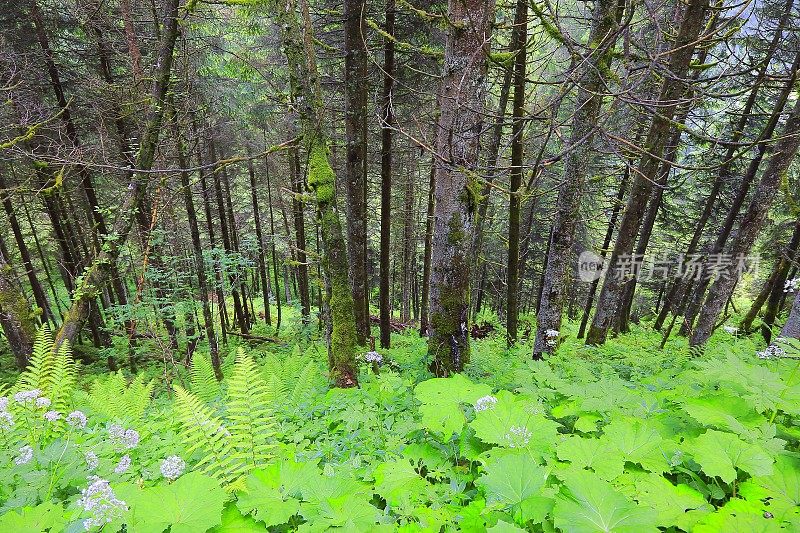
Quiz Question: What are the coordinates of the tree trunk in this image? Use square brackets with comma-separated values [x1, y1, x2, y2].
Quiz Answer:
[54, 0, 182, 349]
[401, 167, 415, 323]
[379, 0, 396, 349]
[290, 145, 312, 319]
[172, 108, 222, 379]
[265, 155, 282, 333]
[691, 98, 800, 346]
[277, 0, 358, 387]
[534, 0, 623, 354]
[427, 0, 494, 376]
[419, 155, 435, 336]
[248, 155, 272, 326]
[0, 236, 35, 370]
[343, 0, 369, 344]
[585, 0, 710, 345]
[506, 0, 527, 347]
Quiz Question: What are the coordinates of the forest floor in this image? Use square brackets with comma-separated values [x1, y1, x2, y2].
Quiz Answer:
[0, 306, 799, 531]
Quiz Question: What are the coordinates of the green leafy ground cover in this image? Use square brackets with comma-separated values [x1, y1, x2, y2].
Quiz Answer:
[1, 320, 799, 532]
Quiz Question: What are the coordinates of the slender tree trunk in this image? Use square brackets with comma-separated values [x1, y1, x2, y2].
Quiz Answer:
[343, 0, 369, 344]
[278, 0, 358, 386]
[780, 290, 800, 340]
[419, 156, 435, 336]
[290, 145, 311, 319]
[0, 236, 35, 369]
[172, 109, 222, 379]
[248, 156, 272, 326]
[379, 0, 396, 349]
[506, 0, 527, 347]
[585, 0, 710, 345]
[401, 168, 415, 323]
[428, 0, 494, 376]
[691, 98, 800, 346]
[54, 0, 182, 349]
[577, 165, 628, 338]
[534, 0, 623, 354]
[265, 155, 282, 333]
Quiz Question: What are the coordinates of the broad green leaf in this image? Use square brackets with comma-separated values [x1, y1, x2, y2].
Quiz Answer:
[469, 391, 559, 458]
[681, 394, 766, 436]
[600, 418, 671, 473]
[616, 471, 711, 529]
[124, 472, 227, 533]
[488, 519, 527, 532]
[740, 455, 800, 527]
[299, 494, 382, 533]
[0, 501, 65, 532]
[373, 459, 430, 506]
[236, 460, 319, 526]
[414, 374, 491, 439]
[693, 498, 782, 532]
[685, 430, 774, 483]
[553, 469, 658, 532]
[211, 504, 267, 532]
[556, 435, 625, 480]
[476, 451, 549, 511]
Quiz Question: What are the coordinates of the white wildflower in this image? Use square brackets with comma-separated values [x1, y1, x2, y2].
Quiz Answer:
[14, 389, 42, 404]
[784, 278, 799, 293]
[723, 325, 738, 335]
[66, 410, 88, 429]
[14, 445, 33, 465]
[474, 395, 498, 412]
[109, 424, 140, 449]
[113, 455, 131, 475]
[85, 451, 99, 471]
[503, 425, 532, 448]
[44, 410, 62, 422]
[0, 411, 13, 431]
[364, 351, 383, 364]
[160, 455, 185, 481]
[757, 344, 786, 360]
[0, 396, 8, 411]
[545, 329, 560, 347]
[77, 476, 128, 531]
[35, 397, 51, 409]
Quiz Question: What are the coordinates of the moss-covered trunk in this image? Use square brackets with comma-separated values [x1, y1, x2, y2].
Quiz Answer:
[277, 0, 358, 387]
[0, 243, 35, 370]
[427, 0, 495, 376]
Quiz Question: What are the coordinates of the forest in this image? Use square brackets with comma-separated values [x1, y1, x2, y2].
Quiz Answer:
[1, 0, 800, 530]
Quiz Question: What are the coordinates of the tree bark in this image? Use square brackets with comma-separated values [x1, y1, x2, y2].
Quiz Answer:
[428, 0, 494, 376]
[780, 289, 800, 340]
[0, 235, 35, 369]
[419, 155, 436, 336]
[343, 0, 369, 344]
[691, 98, 800, 346]
[54, 0, 182, 349]
[585, 0, 710, 345]
[534, 0, 623, 354]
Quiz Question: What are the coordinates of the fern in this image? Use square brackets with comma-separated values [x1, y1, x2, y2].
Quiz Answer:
[173, 349, 276, 488]
[87, 372, 155, 422]
[190, 354, 221, 403]
[291, 360, 321, 405]
[14, 327, 77, 416]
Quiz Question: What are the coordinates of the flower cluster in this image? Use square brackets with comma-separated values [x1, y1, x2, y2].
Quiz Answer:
[44, 410, 62, 422]
[160, 455, 186, 481]
[14, 389, 42, 405]
[757, 343, 786, 360]
[76, 476, 128, 531]
[114, 455, 131, 475]
[14, 445, 33, 465]
[474, 395, 498, 412]
[85, 451, 99, 471]
[545, 329, 559, 348]
[503, 425, 532, 448]
[784, 278, 799, 293]
[723, 325, 738, 335]
[364, 351, 383, 364]
[67, 410, 88, 429]
[35, 397, 51, 409]
[0, 397, 13, 431]
[109, 424, 140, 449]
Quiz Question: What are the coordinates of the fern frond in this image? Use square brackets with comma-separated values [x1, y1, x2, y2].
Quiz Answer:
[225, 348, 276, 483]
[190, 354, 220, 403]
[173, 385, 237, 484]
[291, 359, 322, 406]
[15, 326, 55, 393]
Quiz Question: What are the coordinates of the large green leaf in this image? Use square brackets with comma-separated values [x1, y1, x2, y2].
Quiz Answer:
[740, 455, 800, 527]
[0, 502, 65, 532]
[693, 498, 782, 532]
[211, 504, 267, 532]
[685, 430, 774, 483]
[236, 460, 319, 527]
[615, 471, 711, 529]
[414, 374, 491, 439]
[477, 451, 552, 525]
[373, 459, 430, 506]
[123, 472, 227, 533]
[556, 435, 625, 480]
[600, 418, 672, 473]
[553, 469, 658, 532]
[469, 391, 559, 458]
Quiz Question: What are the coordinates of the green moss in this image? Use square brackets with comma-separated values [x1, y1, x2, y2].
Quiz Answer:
[307, 141, 336, 205]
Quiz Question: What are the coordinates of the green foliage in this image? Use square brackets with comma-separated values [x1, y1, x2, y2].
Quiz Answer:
[3, 325, 800, 531]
